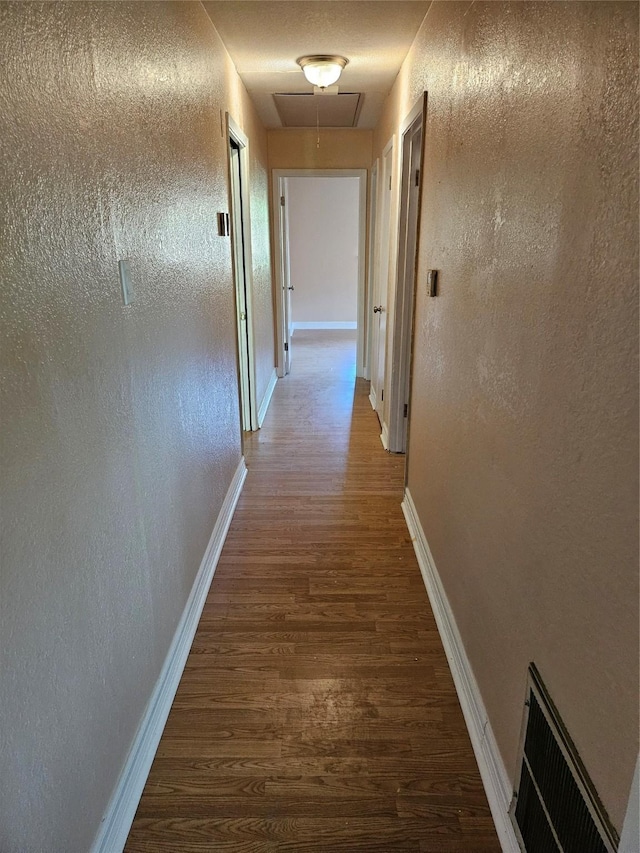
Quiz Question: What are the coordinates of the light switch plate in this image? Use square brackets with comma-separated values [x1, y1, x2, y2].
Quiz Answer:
[427, 269, 438, 297]
[217, 212, 230, 237]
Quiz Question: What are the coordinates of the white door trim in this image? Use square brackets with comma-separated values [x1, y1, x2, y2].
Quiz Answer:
[388, 94, 427, 454]
[272, 174, 292, 377]
[364, 161, 378, 381]
[378, 134, 397, 436]
[272, 169, 368, 378]
[227, 114, 258, 431]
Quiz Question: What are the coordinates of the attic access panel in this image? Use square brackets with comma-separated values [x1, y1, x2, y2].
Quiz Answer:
[273, 92, 363, 128]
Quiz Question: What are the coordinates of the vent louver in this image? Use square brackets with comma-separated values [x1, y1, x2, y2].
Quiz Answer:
[510, 664, 619, 853]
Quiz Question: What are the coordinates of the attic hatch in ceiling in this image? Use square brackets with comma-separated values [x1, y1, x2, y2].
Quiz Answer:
[273, 92, 363, 128]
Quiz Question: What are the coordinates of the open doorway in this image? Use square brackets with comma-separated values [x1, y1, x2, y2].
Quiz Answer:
[227, 115, 258, 431]
[287, 176, 359, 340]
[272, 169, 367, 378]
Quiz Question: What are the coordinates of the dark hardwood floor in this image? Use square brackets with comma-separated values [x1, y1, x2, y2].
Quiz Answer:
[125, 330, 500, 852]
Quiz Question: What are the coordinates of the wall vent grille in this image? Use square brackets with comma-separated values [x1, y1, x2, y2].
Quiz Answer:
[510, 664, 619, 853]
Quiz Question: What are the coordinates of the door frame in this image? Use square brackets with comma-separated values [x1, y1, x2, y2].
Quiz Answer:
[272, 169, 368, 378]
[274, 174, 293, 376]
[364, 160, 378, 382]
[371, 136, 396, 440]
[376, 133, 398, 450]
[387, 94, 427, 454]
[227, 114, 258, 431]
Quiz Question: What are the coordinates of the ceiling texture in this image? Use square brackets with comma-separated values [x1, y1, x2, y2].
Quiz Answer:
[202, 1, 431, 129]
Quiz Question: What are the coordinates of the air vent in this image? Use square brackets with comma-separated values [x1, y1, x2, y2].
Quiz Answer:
[510, 664, 619, 853]
[273, 92, 362, 128]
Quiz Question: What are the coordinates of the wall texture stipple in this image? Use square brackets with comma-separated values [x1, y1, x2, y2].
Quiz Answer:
[373, 0, 638, 832]
[0, 4, 273, 851]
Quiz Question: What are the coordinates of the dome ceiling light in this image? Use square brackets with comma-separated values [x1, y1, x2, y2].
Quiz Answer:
[296, 55, 349, 89]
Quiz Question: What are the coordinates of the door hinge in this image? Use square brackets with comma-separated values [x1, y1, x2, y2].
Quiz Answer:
[388, 175, 392, 191]
[415, 168, 420, 187]
[403, 403, 408, 418]
[280, 195, 285, 206]
[381, 389, 384, 401]
[284, 342, 289, 352]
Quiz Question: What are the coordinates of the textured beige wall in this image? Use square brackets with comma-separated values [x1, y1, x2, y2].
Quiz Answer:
[0, 3, 272, 850]
[374, 0, 638, 830]
[268, 128, 373, 170]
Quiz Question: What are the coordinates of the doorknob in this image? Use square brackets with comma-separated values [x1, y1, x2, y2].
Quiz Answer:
[373, 305, 383, 313]
[288, 286, 295, 291]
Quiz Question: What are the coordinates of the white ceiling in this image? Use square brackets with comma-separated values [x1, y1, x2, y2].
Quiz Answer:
[202, 1, 431, 129]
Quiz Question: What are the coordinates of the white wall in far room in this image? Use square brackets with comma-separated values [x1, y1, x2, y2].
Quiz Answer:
[287, 176, 359, 327]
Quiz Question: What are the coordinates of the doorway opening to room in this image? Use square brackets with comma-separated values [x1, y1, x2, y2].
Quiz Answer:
[272, 169, 367, 379]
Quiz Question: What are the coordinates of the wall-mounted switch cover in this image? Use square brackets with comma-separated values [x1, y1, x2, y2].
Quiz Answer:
[427, 269, 438, 297]
[119, 260, 134, 306]
[217, 212, 230, 237]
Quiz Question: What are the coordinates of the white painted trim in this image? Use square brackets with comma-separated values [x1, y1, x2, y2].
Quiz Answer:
[380, 423, 389, 450]
[272, 173, 292, 378]
[272, 169, 367, 379]
[257, 368, 277, 428]
[388, 95, 427, 454]
[355, 171, 368, 379]
[292, 321, 357, 331]
[401, 487, 520, 853]
[364, 161, 378, 382]
[619, 755, 640, 853]
[378, 134, 397, 435]
[368, 156, 383, 397]
[227, 114, 259, 431]
[401, 93, 426, 136]
[91, 458, 248, 853]
[369, 386, 377, 411]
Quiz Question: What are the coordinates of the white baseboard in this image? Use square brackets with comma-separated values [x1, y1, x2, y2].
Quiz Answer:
[369, 387, 377, 411]
[91, 458, 248, 853]
[401, 488, 520, 853]
[257, 368, 277, 428]
[380, 423, 389, 450]
[292, 321, 357, 330]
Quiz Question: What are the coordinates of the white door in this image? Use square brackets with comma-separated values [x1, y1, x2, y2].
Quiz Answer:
[282, 179, 293, 374]
[278, 177, 293, 375]
[364, 162, 378, 381]
[370, 141, 394, 425]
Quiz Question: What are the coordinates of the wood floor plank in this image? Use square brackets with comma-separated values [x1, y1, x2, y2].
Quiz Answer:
[126, 838, 422, 853]
[127, 815, 460, 844]
[125, 331, 499, 852]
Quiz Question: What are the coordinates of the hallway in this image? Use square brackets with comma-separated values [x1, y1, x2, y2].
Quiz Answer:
[125, 331, 500, 852]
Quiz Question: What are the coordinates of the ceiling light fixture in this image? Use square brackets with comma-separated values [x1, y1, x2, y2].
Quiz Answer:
[297, 55, 348, 89]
